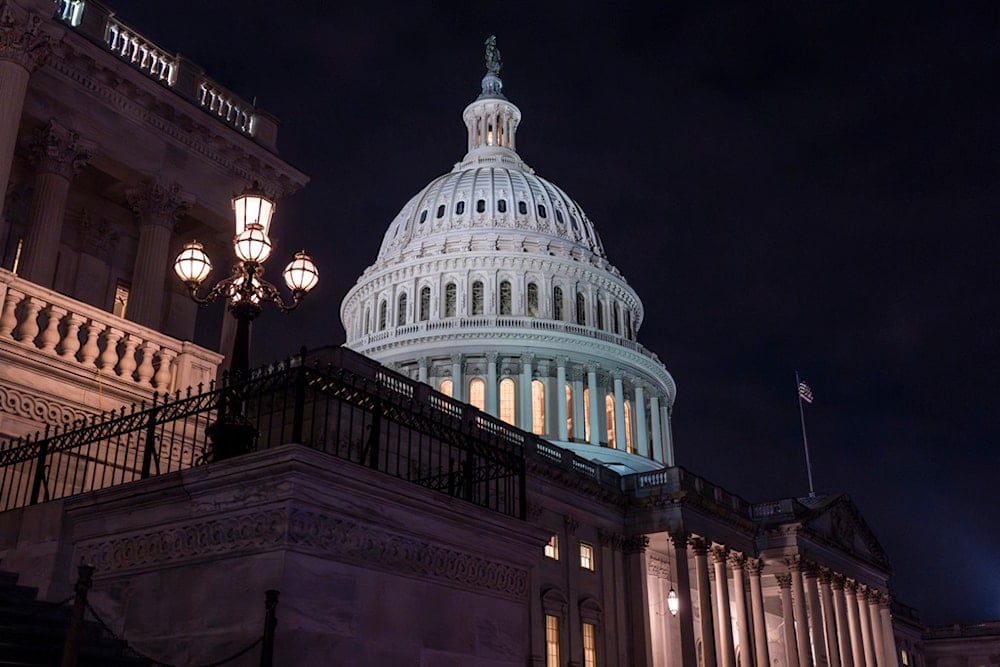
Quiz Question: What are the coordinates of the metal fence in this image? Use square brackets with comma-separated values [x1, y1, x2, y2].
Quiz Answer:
[0, 347, 527, 519]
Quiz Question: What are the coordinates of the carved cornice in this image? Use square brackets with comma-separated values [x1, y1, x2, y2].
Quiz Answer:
[77, 507, 529, 600]
[28, 121, 89, 178]
[647, 554, 670, 579]
[0, 2, 51, 72]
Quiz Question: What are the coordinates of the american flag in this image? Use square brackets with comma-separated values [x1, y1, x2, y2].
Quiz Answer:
[798, 381, 813, 404]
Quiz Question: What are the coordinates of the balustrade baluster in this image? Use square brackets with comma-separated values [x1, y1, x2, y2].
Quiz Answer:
[136, 341, 158, 385]
[98, 327, 124, 373]
[58, 313, 86, 360]
[117, 335, 139, 380]
[13, 297, 43, 345]
[0, 288, 24, 338]
[79, 320, 101, 366]
[154, 348, 177, 392]
[39, 305, 67, 353]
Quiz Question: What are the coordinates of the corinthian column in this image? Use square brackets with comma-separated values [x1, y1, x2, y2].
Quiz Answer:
[19, 121, 89, 286]
[125, 181, 189, 329]
[856, 586, 876, 667]
[586, 364, 600, 445]
[819, 570, 841, 667]
[669, 532, 697, 665]
[877, 593, 898, 666]
[612, 369, 626, 450]
[690, 538, 717, 667]
[650, 392, 663, 461]
[747, 558, 771, 667]
[777, 573, 801, 667]
[844, 581, 864, 667]
[788, 558, 813, 666]
[711, 546, 736, 667]
[866, 592, 884, 667]
[556, 356, 568, 439]
[0, 4, 51, 242]
[803, 564, 828, 666]
[634, 381, 648, 456]
[831, 576, 854, 667]
[729, 553, 752, 667]
[519, 352, 533, 431]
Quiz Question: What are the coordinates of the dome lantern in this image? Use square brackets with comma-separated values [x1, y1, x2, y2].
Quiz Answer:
[464, 36, 521, 155]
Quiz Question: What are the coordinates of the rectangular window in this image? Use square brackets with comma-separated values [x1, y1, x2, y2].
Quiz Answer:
[544, 534, 559, 561]
[583, 622, 598, 667]
[113, 281, 130, 318]
[545, 615, 560, 667]
[580, 542, 595, 571]
[901, 650, 909, 666]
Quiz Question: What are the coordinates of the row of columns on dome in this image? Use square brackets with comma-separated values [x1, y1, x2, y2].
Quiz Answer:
[406, 353, 674, 464]
[648, 534, 898, 667]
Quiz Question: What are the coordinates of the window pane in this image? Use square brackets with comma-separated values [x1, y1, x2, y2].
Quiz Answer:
[546, 615, 560, 667]
[583, 622, 597, 667]
[397, 293, 407, 326]
[472, 281, 484, 315]
[532, 379, 545, 435]
[499, 378, 516, 425]
[553, 286, 563, 321]
[565, 383, 573, 440]
[419, 287, 430, 321]
[624, 401, 634, 453]
[445, 283, 456, 317]
[439, 379, 453, 397]
[576, 292, 586, 326]
[499, 281, 512, 315]
[605, 394, 615, 447]
[544, 534, 559, 560]
[469, 378, 485, 410]
[583, 388, 591, 442]
[527, 283, 539, 316]
[580, 543, 595, 571]
[378, 300, 387, 330]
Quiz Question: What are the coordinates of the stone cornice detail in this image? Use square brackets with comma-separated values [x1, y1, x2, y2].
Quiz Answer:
[0, 382, 93, 425]
[0, 2, 51, 72]
[126, 180, 190, 227]
[76, 507, 529, 601]
[622, 535, 649, 555]
[647, 554, 670, 579]
[27, 120, 89, 178]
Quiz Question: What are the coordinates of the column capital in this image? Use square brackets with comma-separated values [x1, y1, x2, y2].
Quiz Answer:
[783, 554, 805, 571]
[586, 361, 600, 373]
[818, 567, 834, 585]
[520, 351, 534, 365]
[126, 180, 191, 228]
[611, 368, 625, 380]
[829, 572, 846, 591]
[668, 530, 690, 549]
[746, 557, 765, 576]
[485, 351, 498, 363]
[622, 534, 649, 555]
[775, 572, 793, 589]
[598, 529, 624, 551]
[709, 544, 728, 564]
[555, 355, 568, 368]
[728, 551, 747, 570]
[563, 514, 579, 534]
[450, 352, 463, 364]
[28, 121, 90, 178]
[844, 578, 859, 595]
[0, 6, 51, 72]
[688, 536, 710, 555]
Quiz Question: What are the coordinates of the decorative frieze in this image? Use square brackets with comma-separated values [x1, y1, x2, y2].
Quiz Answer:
[0, 383, 93, 425]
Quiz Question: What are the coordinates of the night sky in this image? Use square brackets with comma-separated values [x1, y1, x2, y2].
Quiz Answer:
[116, 2, 998, 624]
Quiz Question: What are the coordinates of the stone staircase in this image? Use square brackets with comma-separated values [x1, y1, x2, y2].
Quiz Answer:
[0, 570, 148, 666]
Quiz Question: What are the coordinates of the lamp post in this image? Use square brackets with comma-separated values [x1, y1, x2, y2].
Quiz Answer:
[173, 185, 318, 460]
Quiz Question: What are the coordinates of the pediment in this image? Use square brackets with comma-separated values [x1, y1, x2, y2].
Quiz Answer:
[801, 495, 891, 571]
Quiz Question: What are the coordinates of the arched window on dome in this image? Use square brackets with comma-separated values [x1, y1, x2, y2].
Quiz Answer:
[537, 204, 547, 218]
[612, 302, 621, 335]
[419, 286, 431, 322]
[626, 310, 633, 340]
[576, 292, 586, 326]
[555, 209, 564, 225]
[518, 201, 527, 215]
[469, 378, 485, 411]
[499, 377, 516, 425]
[444, 283, 457, 317]
[497, 199, 507, 213]
[440, 378, 453, 397]
[363, 306, 371, 335]
[596, 299, 605, 331]
[476, 199, 486, 213]
[419, 210, 427, 224]
[437, 205, 445, 218]
[397, 293, 407, 326]
[499, 281, 512, 315]
[565, 383, 574, 440]
[531, 379, 545, 435]
[605, 394, 616, 447]
[553, 286, 564, 321]
[455, 201, 465, 215]
[471, 280, 484, 315]
[527, 282, 539, 317]
[583, 387, 591, 442]
[378, 300, 387, 331]
[624, 400, 634, 453]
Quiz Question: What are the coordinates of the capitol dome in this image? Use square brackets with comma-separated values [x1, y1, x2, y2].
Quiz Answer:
[342, 40, 675, 473]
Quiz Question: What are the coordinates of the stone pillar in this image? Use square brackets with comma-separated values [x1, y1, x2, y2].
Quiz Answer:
[831, 576, 854, 667]
[711, 546, 736, 667]
[866, 593, 884, 667]
[663, 404, 675, 465]
[587, 364, 600, 445]
[0, 6, 50, 244]
[519, 352, 533, 431]
[690, 538, 717, 667]
[635, 382, 648, 457]
[650, 393, 663, 462]
[19, 122, 88, 286]
[856, 587, 876, 667]
[747, 558, 771, 667]
[450, 353, 464, 401]
[417, 356, 428, 384]
[877, 594, 898, 667]
[819, 570, 841, 667]
[669, 532, 697, 666]
[612, 370, 626, 450]
[556, 356, 568, 440]
[623, 535, 653, 666]
[789, 560, 813, 666]
[804, 565, 828, 666]
[729, 553, 752, 667]
[125, 181, 189, 329]
[570, 366, 585, 441]
[844, 581, 864, 667]
[777, 573, 801, 667]
[485, 352, 498, 416]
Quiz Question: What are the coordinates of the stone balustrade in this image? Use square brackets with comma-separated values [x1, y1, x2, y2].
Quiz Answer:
[0, 269, 222, 396]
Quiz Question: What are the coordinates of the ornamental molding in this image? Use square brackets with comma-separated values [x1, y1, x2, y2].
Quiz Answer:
[75, 507, 529, 601]
[0, 2, 52, 72]
[647, 554, 670, 579]
[125, 180, 191, 226]
[0, 382, 93, 426]
[27, 120, 90, 178]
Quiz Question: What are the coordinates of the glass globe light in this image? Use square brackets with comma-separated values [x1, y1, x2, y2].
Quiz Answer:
[283, 251, 319, 293]
[232, 184, 275, 237]
[233, 223, 272, 263]
[173, 241, 212, 285]
[667, 589, 679, 617]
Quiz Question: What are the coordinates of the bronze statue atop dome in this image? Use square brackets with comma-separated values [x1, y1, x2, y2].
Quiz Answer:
[485, 35, 502, 75]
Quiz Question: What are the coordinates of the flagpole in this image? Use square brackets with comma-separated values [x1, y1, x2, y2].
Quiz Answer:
[796, 370, 816, 498]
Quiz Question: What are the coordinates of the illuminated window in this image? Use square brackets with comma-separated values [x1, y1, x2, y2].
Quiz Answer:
[531, 379, 545, 435]
[499, 378, 516, 425]
[11, 238, 24, 275]
[397, 293, 407, 326]
[527, 282, 539, 316]
[545, 615, 560, 667]
[471, 280, 484, 315]
[439, 379, 453, 397]
[580, 542, 595, 571]
[444, 282, 457, 317]
[469, 378, 485, 410]
[612, 302, 620, 334]
[565, 384, 574, 440]
[605, 394, 616, 447]
[544, 534, 559, 560]
[576, 292, 586, 325]
[455, 200, 465, 215]
[553, 286, 563, 320]
[583, 622, 598, 667]
[624, 401, 634, 453]
[112, 281, 130, 318]
[419, 287, 430, 321]
[901, 650, 909, 666]
[378, 300, 387, 330]
[499, 281, 512, 315]
[583, 387, 591, 442]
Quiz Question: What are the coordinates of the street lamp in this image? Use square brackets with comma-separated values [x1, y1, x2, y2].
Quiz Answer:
[667, 589, 679, 617]
[173, 185, 319, 378]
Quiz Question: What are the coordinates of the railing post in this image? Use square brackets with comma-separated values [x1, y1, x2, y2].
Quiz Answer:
[291, 357, 306, 444]
[29, 425, 50, 506]
[140, 401, 158, 478]
[260, 589, 279, 667]
[60, 564, 95, 667]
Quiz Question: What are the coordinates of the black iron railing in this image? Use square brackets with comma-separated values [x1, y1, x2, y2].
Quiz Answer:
[0, 347, 528, 519]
